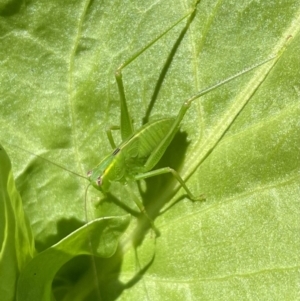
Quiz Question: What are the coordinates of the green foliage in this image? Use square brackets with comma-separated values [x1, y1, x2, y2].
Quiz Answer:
[0, 0, 299, 300]
[0, 145, 35, 301]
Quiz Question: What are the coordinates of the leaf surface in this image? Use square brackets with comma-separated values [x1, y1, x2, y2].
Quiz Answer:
[0, 0, 299, 300]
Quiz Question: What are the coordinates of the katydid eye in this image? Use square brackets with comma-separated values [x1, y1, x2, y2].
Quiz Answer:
[96, 177, 102, 186]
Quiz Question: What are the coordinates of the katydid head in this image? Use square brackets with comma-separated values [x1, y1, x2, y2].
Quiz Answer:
[87, 154, 114, 192]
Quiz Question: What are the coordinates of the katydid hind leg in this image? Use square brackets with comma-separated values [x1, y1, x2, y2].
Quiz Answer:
[143, 54, 278, 172]
[139, 56, 274, 201]
[139, 53, 280, 205]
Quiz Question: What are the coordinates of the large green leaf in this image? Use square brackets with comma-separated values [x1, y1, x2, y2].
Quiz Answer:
[0, 0, 299, 300]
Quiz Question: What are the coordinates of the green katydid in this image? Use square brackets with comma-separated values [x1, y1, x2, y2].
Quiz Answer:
[85, 27, 280, 236]
[86, 59, 277, 236]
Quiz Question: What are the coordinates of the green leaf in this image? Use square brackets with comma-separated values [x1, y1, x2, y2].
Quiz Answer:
[0, 144, 35, 301]
[0, 0, 299, 300]
[16, 215, 130, 301]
